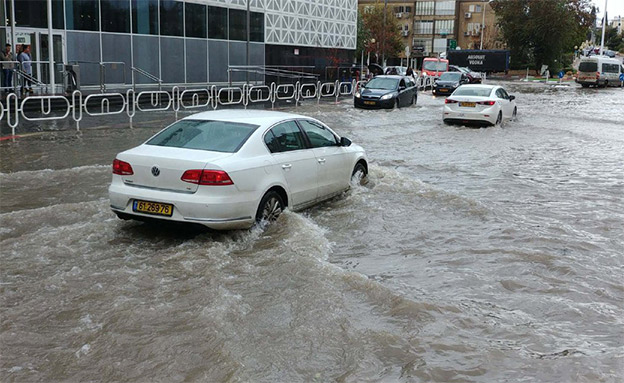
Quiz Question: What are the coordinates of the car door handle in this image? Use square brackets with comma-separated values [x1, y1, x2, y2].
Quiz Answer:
[281, 164, 292, 170]
[317, 158, 326, 164]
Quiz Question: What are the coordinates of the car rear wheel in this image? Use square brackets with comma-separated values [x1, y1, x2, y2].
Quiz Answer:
[351, 163, 368, 186]
[255, 191, 284, 223]
[495, 111, 503, 126]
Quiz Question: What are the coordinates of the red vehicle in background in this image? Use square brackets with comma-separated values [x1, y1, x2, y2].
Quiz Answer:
[422, 58, 449, 77]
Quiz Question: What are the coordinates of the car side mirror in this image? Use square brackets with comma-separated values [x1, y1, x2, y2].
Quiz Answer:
[509, 95, 515, 101]
[340, 137, 352, 147]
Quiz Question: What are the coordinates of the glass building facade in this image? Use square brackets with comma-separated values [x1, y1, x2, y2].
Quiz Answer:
[0, 0, 357, 88]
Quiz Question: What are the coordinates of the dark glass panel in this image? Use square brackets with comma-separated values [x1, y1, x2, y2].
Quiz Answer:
[228, 8, 246, 41]
[66, 0, 99, 31]
[132, 0, 158, 35]
[15, 0, 47, 28]
[52, 0, 64, 29]
[250, 12, 264, 42]
[208, 6, 227, 39]
[101, 0, 130, 33]
[185, 2, 206, 38]
[160, 0, 183, 36]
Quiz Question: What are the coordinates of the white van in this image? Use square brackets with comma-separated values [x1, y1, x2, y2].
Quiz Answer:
[576, 56, 623, 87]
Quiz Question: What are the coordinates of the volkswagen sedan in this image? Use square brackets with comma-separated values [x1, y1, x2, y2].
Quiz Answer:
[443, 85, 517, 126]
[109, 110, 368, 230]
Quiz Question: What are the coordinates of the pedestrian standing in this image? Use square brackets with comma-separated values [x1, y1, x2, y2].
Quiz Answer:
[18, 45, 33, 94]
[1, 43, 15, 93]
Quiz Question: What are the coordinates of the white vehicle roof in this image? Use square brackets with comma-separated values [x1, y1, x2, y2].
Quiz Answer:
[182, 109, 306, 127]
[455, 84, 499, 90]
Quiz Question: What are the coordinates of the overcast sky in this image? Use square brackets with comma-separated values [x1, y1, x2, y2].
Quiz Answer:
[593, 0, 624, 21]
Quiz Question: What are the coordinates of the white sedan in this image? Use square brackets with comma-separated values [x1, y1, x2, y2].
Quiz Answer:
[443, 84, 517, 126]
[109, 110, 368, 230]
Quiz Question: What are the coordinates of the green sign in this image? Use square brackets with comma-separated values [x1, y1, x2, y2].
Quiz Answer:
[449, 39, 457, 50]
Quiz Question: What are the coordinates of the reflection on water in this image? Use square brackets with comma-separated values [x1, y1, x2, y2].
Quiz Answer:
[1, 84, 623, 382]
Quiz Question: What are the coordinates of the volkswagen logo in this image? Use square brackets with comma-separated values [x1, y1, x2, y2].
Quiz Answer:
[151, 166, 160, 177]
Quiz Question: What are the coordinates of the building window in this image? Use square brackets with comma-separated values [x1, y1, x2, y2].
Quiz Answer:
[414, 1, 434, 16]
[132, 0, 158, 35]
[413, 38, 432, 54]
[66, 0, 99, 31]
[101, 0, 130, 33]
[52, 0, 64, 29]
[229, 9, 247, 41]
[14, 0, 47, 28]
[435, 19, 454, 35]
[414, 20, 433, 35]
[436, 1, 456, 16]
[475, 5, 482, 12]
[185, 2, 206, 38]
[160, 0, 183, 36]
[250, 12, 264, 42]
[208, 6, 227, 39]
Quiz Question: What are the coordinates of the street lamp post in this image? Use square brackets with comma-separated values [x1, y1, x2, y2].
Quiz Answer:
[480, 0, 487, 50]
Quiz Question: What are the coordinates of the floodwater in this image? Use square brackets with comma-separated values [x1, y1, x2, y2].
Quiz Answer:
[1, 83, 623, 382]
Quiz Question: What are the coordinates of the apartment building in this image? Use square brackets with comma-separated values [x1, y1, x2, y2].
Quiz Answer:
[456, 0, 504, 50]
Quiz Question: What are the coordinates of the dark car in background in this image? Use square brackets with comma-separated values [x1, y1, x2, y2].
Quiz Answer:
[449, 65, 482, 83]
[354, 75, 418, 109]
[433, 72, 470, 96]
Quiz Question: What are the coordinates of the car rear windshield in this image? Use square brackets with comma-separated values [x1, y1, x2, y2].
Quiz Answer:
[439, 72, 461, 81]
[578, 62, 598, 72]
[424, 61, 448, 71]
[452, 87, 493, 97]
[365, 77, 399, 90]
[146, 119, 259, 152]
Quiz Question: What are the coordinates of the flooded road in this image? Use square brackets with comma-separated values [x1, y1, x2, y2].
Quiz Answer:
[1, 83, 623, 382]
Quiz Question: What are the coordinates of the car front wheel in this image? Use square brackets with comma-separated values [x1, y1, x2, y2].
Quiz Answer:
[351, 163, 368, 186]
[256, 191, 284, 223]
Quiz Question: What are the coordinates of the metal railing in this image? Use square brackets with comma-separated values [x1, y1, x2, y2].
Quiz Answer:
[131, 66, 162, 92]
[1, 74, 444, 138]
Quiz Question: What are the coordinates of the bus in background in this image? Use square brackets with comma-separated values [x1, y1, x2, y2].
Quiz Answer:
[422, 58, 449, 77]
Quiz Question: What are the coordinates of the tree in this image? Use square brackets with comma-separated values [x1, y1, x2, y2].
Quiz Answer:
[605, 26, 624, 52]
[355, 12, 371, 60]
[491, 0, 595, 71]
[361, 4, 403, 64]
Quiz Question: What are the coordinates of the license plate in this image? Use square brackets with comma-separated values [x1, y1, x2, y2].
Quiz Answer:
[133, 200, 173, 217]
[460, 102, 476, 107]
[439, 88, 448, 92]
[363, 101, 376, 105]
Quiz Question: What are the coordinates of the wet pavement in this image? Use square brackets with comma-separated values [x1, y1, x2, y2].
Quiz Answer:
[1, 83, 623, 382]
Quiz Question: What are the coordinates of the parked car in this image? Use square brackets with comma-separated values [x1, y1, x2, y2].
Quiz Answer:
[443, 84, 517, 126]
[109, 110, 368, 230]
[448, 65, 482, 83]
[433, 72, 470, 96]
[354, 75, 418, 109]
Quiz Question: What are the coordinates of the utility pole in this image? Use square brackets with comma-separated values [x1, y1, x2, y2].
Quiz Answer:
[47, 0, 55, 93]
[599, 0, 607, 55]
[382, 0, 387, 66]
[480, 0, 486, 50]
[246, 0, 250, 84]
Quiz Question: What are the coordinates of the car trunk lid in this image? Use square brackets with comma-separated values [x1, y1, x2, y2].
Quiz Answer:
[117, 145, 233, 193]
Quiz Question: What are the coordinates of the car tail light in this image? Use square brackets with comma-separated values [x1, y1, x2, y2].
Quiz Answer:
[181, 169, 234, 186]
[477, 100, 496, 106]
[596, 71, 600, 78]
[113, 159, 134, 175]
[445, 99, 458, 104]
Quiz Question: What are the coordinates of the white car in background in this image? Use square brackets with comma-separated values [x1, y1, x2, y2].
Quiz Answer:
[109, 110, 368, 230]
[443, 84, 517, 126]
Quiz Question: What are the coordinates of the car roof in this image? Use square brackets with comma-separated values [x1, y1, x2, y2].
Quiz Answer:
[456, 84, 498, 90]
[373, 75, 404, 79]
[182, 109, 307, 127]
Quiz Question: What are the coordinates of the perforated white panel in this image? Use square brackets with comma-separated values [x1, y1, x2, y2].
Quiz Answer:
[192, 0, 357, 49]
